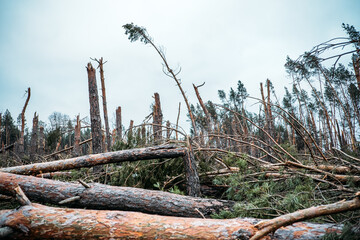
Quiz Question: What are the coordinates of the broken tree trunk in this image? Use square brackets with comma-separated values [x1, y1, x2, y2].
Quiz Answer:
[86, 62, 103, 172]
[184, 137, 201, 197]
[0, 145, 186, 175]
[0, 202, 342, 240]
[97, 57, 111, 151]
[38, 126, 45, 155]
[0, 171, 234, 218]
[153, 92, 163, 143]
[72, 115, 81, 157]
[29, 112, 38, 161]
[18, 87, 31, 155]
[115, 106, 122, 141]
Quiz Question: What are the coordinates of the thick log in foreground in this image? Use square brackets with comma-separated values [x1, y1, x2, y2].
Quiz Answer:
[0, 203, 342, 240]
[0, 145, 186, 175]
[0, 171, 233, 218]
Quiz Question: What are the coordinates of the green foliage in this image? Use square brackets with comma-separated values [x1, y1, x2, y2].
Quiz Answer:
[1, 109, 20, 145]
[46, 127, 61, 151]
[123, 23, 151, 44]
[212, 173, 318, 219]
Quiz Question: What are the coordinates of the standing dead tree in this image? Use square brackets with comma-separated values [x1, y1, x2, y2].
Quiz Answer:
[72, 115, 81, 157]
[153, 92, 163, 143]
[18, 87, 31, 155]
[86, 62, 103, 172]
[38, 126, 45, 155]
[93, 57, 111, 151]
[115, 106, 122, 141]
[29, 112, 38, 161]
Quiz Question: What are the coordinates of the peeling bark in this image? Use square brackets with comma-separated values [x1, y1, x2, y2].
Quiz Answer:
[1, 145, 187, 175]
[0, 203, 341, 240]
[0, 171, 234, 218]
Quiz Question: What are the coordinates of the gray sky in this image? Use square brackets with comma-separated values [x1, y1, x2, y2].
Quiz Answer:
[0, 0, 359, 133]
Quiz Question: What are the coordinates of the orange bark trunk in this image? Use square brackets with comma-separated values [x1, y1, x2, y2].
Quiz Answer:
[1, 203, 341, 240]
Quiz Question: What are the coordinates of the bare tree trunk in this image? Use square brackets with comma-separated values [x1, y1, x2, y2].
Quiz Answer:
[166, 120, 171, 139]
[153, 92, 163, 143]
[1, 145, 187, 175]
[115, 106, 122, 141]
[184, 137, 201, 197]
[19, 87, 31, 155]
[38, 126, 45, 155]
[96, 57, 111, 151]
[266, 79, 274, 137]
[0, 171, 234, 218]
[193, 83, 211, 130]
[73, 115, 81, 157]
[86, 62, 103, 173]
[30, 112, 38, 161]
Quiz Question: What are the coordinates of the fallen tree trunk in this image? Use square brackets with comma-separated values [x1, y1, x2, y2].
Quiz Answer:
[0, 171, 233, 218]
[0, 203, 342, 240]
[0, 145, 186, 175]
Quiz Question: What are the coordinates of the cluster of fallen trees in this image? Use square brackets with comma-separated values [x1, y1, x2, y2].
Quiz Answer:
[1, 144, 360, 239]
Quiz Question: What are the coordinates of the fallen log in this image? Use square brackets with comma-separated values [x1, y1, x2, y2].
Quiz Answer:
[251, 192, 360, 240]
[0, 145, 186, 175]
[0, 203, 342, 240]
[0, 171, 233, 218]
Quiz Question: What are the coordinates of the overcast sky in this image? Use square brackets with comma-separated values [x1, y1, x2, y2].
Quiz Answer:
[0, 0, 359, 133]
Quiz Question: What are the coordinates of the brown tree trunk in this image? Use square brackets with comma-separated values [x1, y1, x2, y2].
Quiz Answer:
[193, 83, 211, 130]
[73, 115, 81, 157]
[97, 57, 111, 151]
[29, 113, 38, 161]
[184, 138, 201, 197]
[0, 203, 342, 240]
[153, 92, 163, 143]
[128, 119, 134, 140]
[1, 145, 187, 175]
[18, 87, 31, 155]
[166, 120, 171, 139]
[115, 106, 122, 141]
[0, 171, 233, 218]
[38, 126, 45, 155]
[86, 62, 103, 172]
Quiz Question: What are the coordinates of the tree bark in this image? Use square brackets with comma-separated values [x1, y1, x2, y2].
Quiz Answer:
[86, 62, 103, 172]
[183, 138, 201, 197]
[72, 115, 81, 157]
[0, 145, 187, 175]
[18, 87, 31, 154]
[38, 126, 45, 155]
[0, 203, 342, 240]
[0, 171, 234, 218]
[29, 112, 38, 161]
[97, 57, 111, 151]
[115, 106, 122, 141]
[153, 92, 163, 143]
